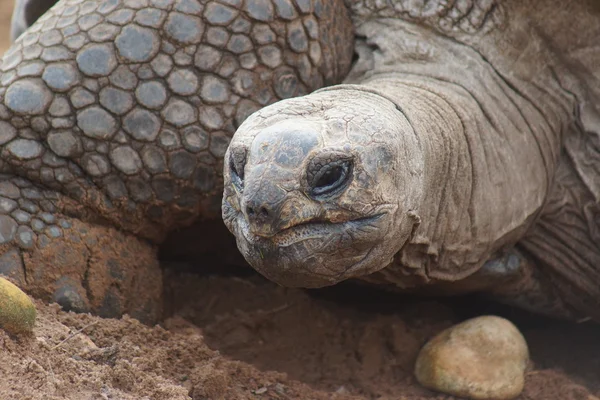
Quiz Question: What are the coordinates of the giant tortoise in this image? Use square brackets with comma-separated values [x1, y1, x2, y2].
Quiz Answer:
[3, 0, 600, 322]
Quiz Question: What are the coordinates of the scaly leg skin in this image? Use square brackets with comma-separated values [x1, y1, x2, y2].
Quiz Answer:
[0, 0, 354, 320]
[479, 249, 577, 320]
[0, 175, 162, 322]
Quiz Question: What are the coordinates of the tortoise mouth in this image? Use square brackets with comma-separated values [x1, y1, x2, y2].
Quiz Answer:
[239, 213, 386, 247]
[229, 212, 391, 288]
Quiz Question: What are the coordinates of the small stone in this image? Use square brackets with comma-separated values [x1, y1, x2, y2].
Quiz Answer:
[415, 315, 529, 400]
[0, 276, 36, 334]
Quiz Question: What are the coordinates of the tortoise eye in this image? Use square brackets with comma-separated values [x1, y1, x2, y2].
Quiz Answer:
[229, 148, 247, 189]
[308, 155, 353, 198]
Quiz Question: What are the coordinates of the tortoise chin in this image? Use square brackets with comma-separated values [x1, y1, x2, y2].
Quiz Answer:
[229, 212, 390, 288]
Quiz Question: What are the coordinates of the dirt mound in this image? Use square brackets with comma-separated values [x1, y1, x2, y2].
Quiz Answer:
[1, 266, 599, 400]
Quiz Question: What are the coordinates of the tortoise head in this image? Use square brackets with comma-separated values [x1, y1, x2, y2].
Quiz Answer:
[222, 88, 423, 288]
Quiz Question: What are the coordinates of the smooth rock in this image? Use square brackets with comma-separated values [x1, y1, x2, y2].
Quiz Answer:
[0, 276, 36, 334]
[415, 315, 529, 400]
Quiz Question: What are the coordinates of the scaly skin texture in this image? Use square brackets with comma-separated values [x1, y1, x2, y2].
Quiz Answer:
[225, 0, 600, 320]
[0, 0, 354, 320]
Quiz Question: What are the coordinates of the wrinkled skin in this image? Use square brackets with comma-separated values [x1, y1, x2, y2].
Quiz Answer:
[225, 0, 600, 321]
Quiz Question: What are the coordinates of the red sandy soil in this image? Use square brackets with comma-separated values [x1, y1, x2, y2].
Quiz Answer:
[1, 266, 599, 400]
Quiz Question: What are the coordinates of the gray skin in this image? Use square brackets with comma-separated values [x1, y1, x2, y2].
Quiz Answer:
[223, 0, 600, 321]
[6, 0, 600, 322]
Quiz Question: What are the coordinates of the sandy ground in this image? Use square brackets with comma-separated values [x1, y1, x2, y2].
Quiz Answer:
[1, 3, 600, 400]
[2, 268, 600, 400]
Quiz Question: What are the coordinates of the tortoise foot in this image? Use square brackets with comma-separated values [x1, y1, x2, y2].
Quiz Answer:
[0, 175, 162, 323]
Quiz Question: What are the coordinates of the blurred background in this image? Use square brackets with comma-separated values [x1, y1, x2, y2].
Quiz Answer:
[1, 0, 13, 54]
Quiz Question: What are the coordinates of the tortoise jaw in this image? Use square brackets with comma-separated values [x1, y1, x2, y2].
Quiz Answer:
[241, 213, 386, 246]
[229, 211, 391, 288]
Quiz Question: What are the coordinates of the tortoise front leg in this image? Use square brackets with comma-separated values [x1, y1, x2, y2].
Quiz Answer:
[478, 249, 577, 320]
[0, 175, 162, 322]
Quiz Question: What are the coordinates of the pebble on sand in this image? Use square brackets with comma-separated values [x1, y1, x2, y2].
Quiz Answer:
[0, 276, 36, 334]
[415, 315, 529, 400]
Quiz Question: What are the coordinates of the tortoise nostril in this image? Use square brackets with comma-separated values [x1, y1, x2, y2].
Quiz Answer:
[246, 205, 270, 218]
